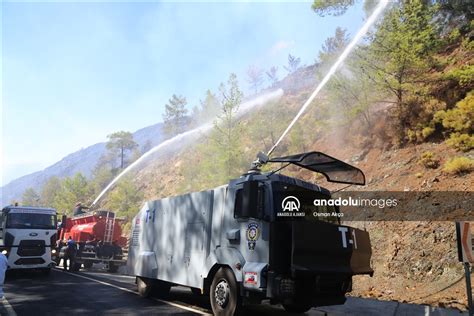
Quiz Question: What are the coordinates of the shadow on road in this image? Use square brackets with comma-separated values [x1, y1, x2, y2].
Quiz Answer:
[4, 269, 196, 315]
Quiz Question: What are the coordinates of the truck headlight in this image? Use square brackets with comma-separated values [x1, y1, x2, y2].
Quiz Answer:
[1, 250, 7, 255]
[51, 249, 57, 254]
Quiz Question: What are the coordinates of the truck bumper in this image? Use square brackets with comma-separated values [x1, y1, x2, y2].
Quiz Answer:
[4, 249, 55, 270]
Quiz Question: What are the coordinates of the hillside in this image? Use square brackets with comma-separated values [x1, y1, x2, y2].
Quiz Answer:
[0, 122, 164, 205]
[112, 84, 471, 311]
[89, 37, 471, 308]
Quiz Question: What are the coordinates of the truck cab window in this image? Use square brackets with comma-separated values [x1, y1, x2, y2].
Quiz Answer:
[234, 183, 264, 219]
[6, 213, 57, 230]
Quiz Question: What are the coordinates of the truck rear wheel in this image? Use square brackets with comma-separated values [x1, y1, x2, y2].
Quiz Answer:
[84, 261, 93, 269]
[210, 267, 241, 316]
[137, 277, 152, 297]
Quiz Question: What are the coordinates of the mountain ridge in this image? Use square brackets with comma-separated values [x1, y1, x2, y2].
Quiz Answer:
[0, 122, 164, 205]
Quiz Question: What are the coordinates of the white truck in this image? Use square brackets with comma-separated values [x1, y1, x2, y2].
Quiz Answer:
[0, 205, 58, 274]
[128, 151, 373, 315]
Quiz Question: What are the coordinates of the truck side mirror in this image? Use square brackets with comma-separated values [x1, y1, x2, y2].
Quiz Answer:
[241, 181, 259, 218]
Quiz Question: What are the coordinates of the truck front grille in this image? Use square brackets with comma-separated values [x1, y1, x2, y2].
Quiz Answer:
[17, 240, 46, 256]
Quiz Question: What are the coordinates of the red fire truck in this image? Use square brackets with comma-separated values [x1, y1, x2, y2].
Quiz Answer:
[57, 210, 127, 272]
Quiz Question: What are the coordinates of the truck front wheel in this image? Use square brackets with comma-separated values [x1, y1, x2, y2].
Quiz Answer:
[210, 267, 241, 316]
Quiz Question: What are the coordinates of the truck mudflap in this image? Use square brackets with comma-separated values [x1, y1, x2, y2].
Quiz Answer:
[291, 221, 373, 276]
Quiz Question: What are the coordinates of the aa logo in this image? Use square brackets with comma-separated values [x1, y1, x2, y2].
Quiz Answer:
[282, 196, 300, 212]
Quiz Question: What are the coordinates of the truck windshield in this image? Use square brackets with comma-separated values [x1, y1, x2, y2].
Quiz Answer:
[272, 182, 339, 224]
[6, 213, 57, 230]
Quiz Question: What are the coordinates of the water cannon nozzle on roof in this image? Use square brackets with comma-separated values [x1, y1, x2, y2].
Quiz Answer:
[244, 152, 270, 175]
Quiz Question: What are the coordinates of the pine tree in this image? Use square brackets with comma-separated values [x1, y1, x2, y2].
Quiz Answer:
[162, 94, 188, 137]
[106, 131, 138, 169]
[284, 54, 301, 74]
[105, 176, 143, 220]
[312, 0, 355, 17]
[266, 66, 279, 87]
[22, 188, 41, 206]
[359, 1, 438, 142]
[41, 177, 62, 207]
[318, 27, 349, 64]
[53, 173, 92, 215]
[246, 65, 264, 94]
[199, 90, 220, 123]
[199, 73, 246, 183]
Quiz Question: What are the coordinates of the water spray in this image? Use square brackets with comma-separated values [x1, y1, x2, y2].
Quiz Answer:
[265, 0, 389, 159]
[91, 89, 283, 207]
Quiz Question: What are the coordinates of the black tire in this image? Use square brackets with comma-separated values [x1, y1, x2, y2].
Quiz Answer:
[282, 303, 312, 314]
[210, 267, 241, 316]
[107, 263, 119, 273]
[83, 261, 93, 269]
[137, 277, 153, 298]
[283, 279, 314, 314]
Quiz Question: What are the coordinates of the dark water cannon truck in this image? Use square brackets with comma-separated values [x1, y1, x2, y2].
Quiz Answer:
[128, 151, 373, 315]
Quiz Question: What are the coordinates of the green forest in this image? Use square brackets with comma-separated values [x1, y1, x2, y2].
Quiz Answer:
[19, 0, 473, 230]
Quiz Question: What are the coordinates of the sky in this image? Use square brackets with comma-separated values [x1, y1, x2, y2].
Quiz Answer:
[1, 0, 365, 186]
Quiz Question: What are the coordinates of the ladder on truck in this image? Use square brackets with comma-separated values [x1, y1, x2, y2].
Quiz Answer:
[104, 211, 115, 244]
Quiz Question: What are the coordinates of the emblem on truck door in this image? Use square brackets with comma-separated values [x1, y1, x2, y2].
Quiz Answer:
[246, 223, 260, 251]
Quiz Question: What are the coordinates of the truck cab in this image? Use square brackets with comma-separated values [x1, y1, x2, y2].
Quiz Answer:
[225, 171, 372, 312]
[0, 206, 58, 273]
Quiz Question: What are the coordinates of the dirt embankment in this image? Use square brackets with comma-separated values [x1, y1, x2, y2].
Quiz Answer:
[301, 130, 473, 311]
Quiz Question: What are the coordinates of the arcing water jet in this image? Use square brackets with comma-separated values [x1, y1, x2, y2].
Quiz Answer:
[267, 0, 390, 157]
[91, 89, 283, 207]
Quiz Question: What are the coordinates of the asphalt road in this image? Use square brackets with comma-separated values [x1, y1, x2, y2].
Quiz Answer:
[1, 268, 469, 316]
